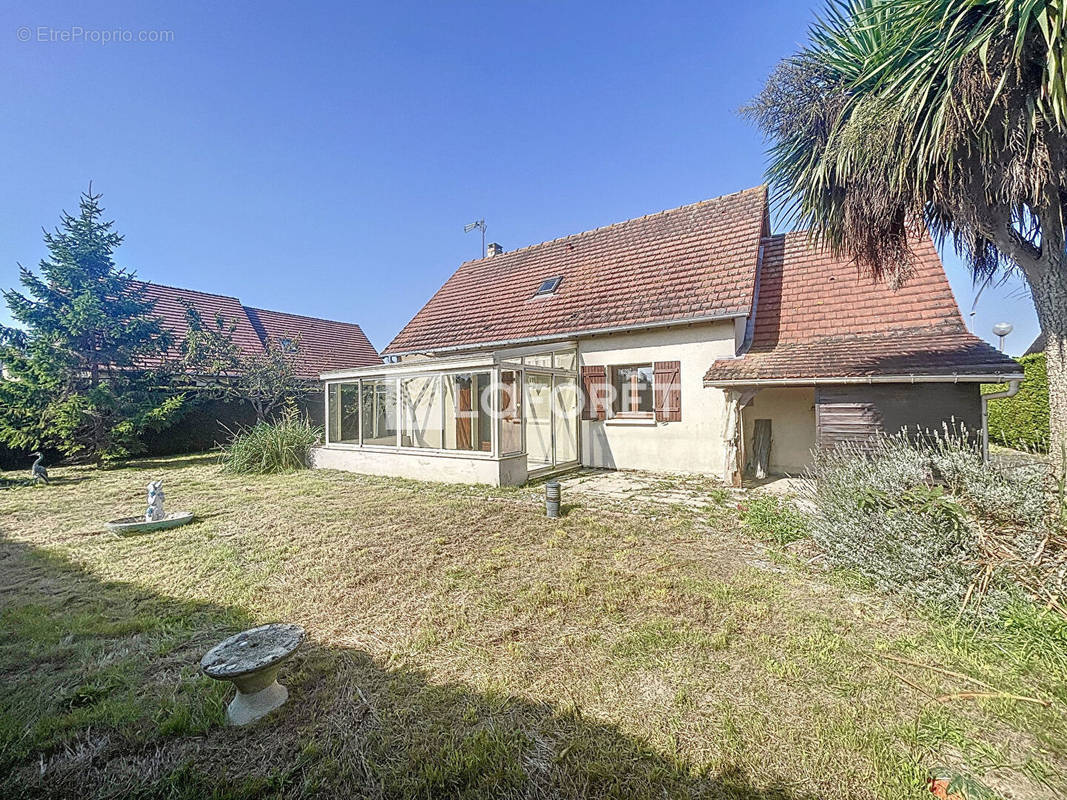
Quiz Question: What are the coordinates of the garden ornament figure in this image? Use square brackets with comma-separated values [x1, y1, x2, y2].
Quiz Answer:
[146, 480, 165, 522]
[30, 452, 48, 484]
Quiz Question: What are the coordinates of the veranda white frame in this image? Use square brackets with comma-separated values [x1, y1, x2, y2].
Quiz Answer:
[320, 343, 579, 468]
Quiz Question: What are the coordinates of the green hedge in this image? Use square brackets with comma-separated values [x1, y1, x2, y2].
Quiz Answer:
[983, 353, 1048, 451]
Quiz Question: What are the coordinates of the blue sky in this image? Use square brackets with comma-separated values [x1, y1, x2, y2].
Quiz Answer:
[0, 0, 1039, 356]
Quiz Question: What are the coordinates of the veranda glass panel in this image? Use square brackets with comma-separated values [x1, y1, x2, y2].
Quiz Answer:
[499, 370, 522, 454]
[361, 379, 398, 446]
[476, 374, 493, 451]
[553, 376, 578, 463]
[444, 372, 492, 452]
[401, 375, 444, 449]
[327, 384, 341, 443]
[526, 373, 553, 468]
[524, 352, 553, 367]
[553, 350, 577, 371]
[333, 382, 360, 443]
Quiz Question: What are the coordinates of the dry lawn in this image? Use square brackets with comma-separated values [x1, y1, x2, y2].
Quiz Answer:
[0, 454, 1065, 799]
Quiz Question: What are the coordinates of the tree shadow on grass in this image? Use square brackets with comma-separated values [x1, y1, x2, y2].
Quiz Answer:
[1, 476, 90, 490]
[0, 535, 820, 800]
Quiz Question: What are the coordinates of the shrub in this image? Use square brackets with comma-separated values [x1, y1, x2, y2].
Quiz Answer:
[984, 352, 1048, 451]
[739, 493, 809, 546]
[220, 410, 321, 474]
[803, 428, 1061, 618]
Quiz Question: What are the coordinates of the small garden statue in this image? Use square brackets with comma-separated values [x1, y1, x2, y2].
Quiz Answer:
[145, 480, 165, 522]
[29, 452, 49, 485]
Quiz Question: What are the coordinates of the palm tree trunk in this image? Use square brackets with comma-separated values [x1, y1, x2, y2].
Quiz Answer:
[1021, 249, 1067, 463]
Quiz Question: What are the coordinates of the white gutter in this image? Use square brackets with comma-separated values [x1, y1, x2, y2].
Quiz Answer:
[704, 372, 1024, 388]
[321, 352, 498, 381]
[382, 310, 748, 358]
[981, 379, 1021, 462]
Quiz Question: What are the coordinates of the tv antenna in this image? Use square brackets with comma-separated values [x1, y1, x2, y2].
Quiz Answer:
[464, 219, 486, 258]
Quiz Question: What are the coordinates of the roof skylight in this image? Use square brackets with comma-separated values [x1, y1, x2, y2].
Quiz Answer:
[534, 276, 562, 296]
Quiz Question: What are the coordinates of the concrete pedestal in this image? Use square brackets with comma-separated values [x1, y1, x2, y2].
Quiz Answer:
[227, 679, 289, 726]
[201, 623, 305, 727]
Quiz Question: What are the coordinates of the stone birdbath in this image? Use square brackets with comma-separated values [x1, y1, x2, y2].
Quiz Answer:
[106, 479, 194, 536]
[200, 623, 305, 726]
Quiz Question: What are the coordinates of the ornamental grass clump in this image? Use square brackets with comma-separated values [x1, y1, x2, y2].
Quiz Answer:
[220, 409, 321, 474]
[803, 427, 1065, 620]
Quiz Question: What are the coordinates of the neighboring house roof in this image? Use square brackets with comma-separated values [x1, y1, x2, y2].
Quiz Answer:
[133, 281, 381, 379]
[243, 306, 382, 377]
[1024, 332, 1045, 356]
[705, 233, 1023, 384]
[382, 186, 769, 355]
[137, 282, 266, 361]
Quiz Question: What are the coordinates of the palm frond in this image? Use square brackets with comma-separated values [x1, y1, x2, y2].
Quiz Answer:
[745, 0, 1067, 282]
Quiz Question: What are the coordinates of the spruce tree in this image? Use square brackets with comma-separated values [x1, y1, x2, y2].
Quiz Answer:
[0, 188, 182, 464]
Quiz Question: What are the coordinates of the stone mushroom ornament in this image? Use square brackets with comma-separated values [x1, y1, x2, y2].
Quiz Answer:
[201, 623, 305, 726]
[145, 480, 165, 522]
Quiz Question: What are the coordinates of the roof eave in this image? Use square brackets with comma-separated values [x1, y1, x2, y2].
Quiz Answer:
[382, 311, 749, 358]
[703, 371, 1025, 388]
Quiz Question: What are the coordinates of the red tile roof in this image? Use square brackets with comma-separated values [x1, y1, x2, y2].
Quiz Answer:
[137, 282, 265, 362]
[243, 306, 381, 378]
[705, 233, 1022, 383]
[134, 281, 380, 379]
[383, 186, 769, 355]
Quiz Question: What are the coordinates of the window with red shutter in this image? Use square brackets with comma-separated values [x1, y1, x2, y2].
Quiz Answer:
[653, 361, 681, 422]
[580, 365, 607, 420]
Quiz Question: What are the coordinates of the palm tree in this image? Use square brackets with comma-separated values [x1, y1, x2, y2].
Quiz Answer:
[747, 0, 1067, 454]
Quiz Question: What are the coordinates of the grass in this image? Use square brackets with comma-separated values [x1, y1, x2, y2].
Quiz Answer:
[0, 454, 1064, 799]
[738, 493, 810, 546]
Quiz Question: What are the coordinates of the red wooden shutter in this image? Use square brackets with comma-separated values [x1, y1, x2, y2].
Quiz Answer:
[654, 361, 681, 422]
[580, 365, 607, 420]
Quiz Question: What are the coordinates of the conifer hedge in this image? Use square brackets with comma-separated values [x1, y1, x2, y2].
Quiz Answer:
[984, 353, 1049, 452]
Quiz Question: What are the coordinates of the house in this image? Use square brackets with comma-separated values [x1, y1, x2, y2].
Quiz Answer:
[703, 231, 1021, 481]
[133, 280, 380, 454]
[1024, 332, 1045, 356]
[134, 281, 381, 379]
[313, 186, 1023, 486]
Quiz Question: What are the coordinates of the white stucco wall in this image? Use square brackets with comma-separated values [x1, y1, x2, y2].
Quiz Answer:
[741, 387, 816, 474]
[311, 446, 527, 487]
[578, 321, 737, 474]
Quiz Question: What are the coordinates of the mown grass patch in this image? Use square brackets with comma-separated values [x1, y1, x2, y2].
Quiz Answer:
[0, 454, 1063, 799]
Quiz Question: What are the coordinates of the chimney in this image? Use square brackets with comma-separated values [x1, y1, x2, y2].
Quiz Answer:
[486, 242, 504, 257]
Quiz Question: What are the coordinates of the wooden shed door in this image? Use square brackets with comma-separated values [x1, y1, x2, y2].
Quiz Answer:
[815, 386, 885, 449]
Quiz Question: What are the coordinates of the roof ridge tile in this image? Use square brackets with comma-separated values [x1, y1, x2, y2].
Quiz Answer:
[454, 185, 767, 267]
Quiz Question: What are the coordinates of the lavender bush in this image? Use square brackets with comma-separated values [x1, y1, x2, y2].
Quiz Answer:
[802, 427, 1060, 618]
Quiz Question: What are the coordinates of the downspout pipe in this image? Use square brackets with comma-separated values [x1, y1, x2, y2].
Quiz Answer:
[981, 379, 1021, 462]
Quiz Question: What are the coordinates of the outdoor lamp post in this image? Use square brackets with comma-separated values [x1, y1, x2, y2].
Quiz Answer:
[992, 322, 1013, 351]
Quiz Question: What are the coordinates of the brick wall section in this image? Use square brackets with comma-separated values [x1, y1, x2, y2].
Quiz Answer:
[383, 186, 768, 355]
